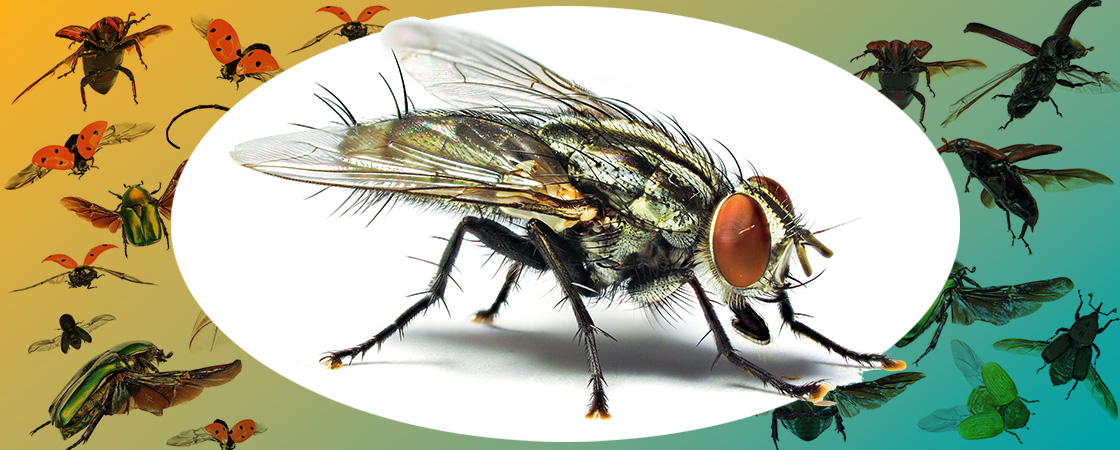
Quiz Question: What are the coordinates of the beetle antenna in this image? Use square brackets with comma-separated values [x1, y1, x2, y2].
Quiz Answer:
[110, 190, 122, 199]
[150, 182, 162, 196]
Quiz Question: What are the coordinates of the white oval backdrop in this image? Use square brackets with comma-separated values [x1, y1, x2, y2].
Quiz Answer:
[173, 7, 959, 441]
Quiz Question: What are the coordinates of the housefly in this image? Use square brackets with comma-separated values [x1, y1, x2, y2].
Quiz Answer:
[231, 19, 905, 419]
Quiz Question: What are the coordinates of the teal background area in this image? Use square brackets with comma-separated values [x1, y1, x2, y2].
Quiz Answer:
[2, 0, 1117, 449]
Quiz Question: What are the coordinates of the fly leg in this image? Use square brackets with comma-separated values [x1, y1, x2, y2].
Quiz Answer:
[835, 414, 847, 441]
[770, 411, 781, 450]
[117, 66, 138, 104]
[776, 290, 905, 369]
[524, 219, 611, 419]
[688, 276, 830, 402]
[66, 409, 104, 450]
[321, 216, 546, 368]
[472, 263, 523, 323]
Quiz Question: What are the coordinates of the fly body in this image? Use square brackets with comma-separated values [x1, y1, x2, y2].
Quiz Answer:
[232, 19, 904, 419]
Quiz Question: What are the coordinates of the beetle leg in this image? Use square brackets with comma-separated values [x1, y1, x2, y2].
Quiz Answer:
[689, 277, 830, 402]
[910, 89, 927, 131]
[66, 409, 105, 450]
[963, 175, 973, 193]
[1100, 317, 1118, 334]
[78, 74, 91, 111]
[770, 411, 781, 450]
[914, 301, 952, 365]
[131, 40, 149, 69]
[1046, 97, 1063, 117]
[116, 66, 138, 104]
[322, 216, 548, 367]
[1017, 219, 1032, 255]
[848, 50, 873, 63]
[776, 290, 902, 368]
[835, 414, 847, 441]
[472, 262, 523, 323]
[29, 420, 50, 435]
[1005, 429, 1023, 444]
[1065, 380, 1080, 400]
[999, 116, 1014, 130]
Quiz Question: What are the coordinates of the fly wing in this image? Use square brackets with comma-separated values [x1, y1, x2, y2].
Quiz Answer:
[952, 277, 1073, 326]
[11, 272, 70, 293]
[1016, 168, 1114, 192]
[101, 122, 156, 146]
[951, 339, 984, 387]
[158, 160, 188, 219]
[189, 312, 230, 353]
[28, 334, 64, 353]
[923, 59, 987, 79]
[829, 372, 926, 418]
[124, 360, 242, 415]
[232, 113, 599, 229]
[4, 163, 51, 190]
[918, 405, 970, 432]
[166, 427, 218, 446]
[89, 267, 155, 286]
[1086, 366, 1118, 419]
[382, 19, 626, 120]
[941, 64, 1025, 127]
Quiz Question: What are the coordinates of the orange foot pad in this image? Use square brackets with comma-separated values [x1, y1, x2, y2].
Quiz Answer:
[321, 356, 344, 370]
[585, 408, 612, 420]
[882, 358, 907, 371]
[808, 384, 834, 403]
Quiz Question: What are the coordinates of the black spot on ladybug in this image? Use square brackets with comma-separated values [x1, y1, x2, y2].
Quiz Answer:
[210, 27, 217, 33]
[224, 35, 232, 41]
[93, 131, 99, 135]
[215, 47, 222, 52]
[54, 149, 60, 153]
[80, 134, 85, 139]
[255, 61, 262, 68]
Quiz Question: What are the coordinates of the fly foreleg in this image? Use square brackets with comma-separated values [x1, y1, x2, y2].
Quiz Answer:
[321, 216, 543, 368]
[775, 290, 904, 370]
[525, 219, 611, 419]
[688, 276, 829, 402]
[770, 411, 781, 450]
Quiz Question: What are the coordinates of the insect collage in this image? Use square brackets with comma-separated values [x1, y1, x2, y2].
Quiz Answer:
[2, 1, 1117, 450]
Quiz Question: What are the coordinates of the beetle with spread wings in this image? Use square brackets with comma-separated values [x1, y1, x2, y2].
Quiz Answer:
[232, 19, 904, 419]
[6, 121, 155, 190]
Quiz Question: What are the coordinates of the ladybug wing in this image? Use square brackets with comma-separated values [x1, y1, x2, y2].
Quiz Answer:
[356, 6, 389, 22]
[75, 121, 109, 159]
[229, 419, 261, 443]
[318, 6, 354, 23]
[158, 160, 187, 219]
[4, 163, 52, 190]
[166, 426, 219, 446]
[11, 272, 70, 293]
[60, 197, 123, 232]
[288, 24, 344, 54]
[362, 23, 385, 34]
[204, 19, 242, 64]
[123, 360, 242, 415]
[204, 422, 230, 444]
[101, 122, 156, 145]
[235, 49, 280, 75]
[82, 244, 118, 266]
[12, 46, 85, 104]
[31, 145, 75, 171]
[190, 14, 212, 39]
[89, 267, 156, 286]
[44, 253, 79, 269]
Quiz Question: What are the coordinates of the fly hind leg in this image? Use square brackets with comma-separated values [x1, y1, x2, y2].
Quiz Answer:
[776, 290, 905, 370]
[322, 216, 546, 368]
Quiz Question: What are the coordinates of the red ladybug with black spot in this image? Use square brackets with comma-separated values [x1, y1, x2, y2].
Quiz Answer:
[11, 244, 153, 292]
[191, 16, 282, 87]
[290, 5, 389, 54]
[5, 121, 155, 190]
[167, 419, 267, 450]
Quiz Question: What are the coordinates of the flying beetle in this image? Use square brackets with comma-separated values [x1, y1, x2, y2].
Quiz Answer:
[896, 261, 1072, 365]
[289, 5, 390, 54]
[5, 121, 155, 190]
[28, 314, 116, 354]
[11, 244, 153, 292]
[770, 372, 925, 449]
[919, 340, 1035, 443]
[167, 419, 268, 449]
[231, 19, 905, 419]
[993, 292, 1117, 419]
[30, 341, 242, 450]
[60, 159, 185, 256]
[192, 17, 282, 87]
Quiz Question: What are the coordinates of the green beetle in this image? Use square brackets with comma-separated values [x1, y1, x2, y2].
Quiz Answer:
[30, 341, 241, 450]
[919, 340, 1034, 443]
[896, 261, 1072, 365]
[60, 160, 186, 256]
[770, 372, 925, 449]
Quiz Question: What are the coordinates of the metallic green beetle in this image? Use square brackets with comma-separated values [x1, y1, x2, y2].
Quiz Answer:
[770, 372, 925, 449]
[60, 160, 186, 256]
[30, 341, 241, 450]
[896, 261, 1072, 365]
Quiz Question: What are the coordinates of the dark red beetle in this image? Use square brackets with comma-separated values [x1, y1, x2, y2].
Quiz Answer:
[938, 138, 1112, 253]
[852, 40, 985, 131]
[12, 13, 172, 110]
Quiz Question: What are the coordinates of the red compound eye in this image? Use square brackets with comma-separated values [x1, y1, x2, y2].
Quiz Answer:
[711, 194, 771, 288]
[748, 176, 792, 213]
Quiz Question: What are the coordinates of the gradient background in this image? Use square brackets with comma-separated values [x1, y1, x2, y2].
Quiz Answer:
[2, 0, 1117, 449]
